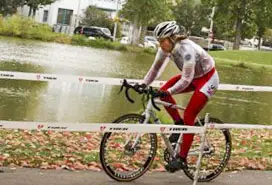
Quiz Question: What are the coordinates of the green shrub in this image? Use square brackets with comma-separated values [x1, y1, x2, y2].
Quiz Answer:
[143, 47, 157, 54]
[71, 35, 127, 51]
[0, 15, 69, 42]
[71, 35, 88, 45]
[0, 15, 128, 51]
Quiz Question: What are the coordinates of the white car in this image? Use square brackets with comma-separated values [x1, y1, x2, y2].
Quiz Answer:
[244, 37, 263, 47]
[144, 36, 159, 49]
[120, 36, 131, 45]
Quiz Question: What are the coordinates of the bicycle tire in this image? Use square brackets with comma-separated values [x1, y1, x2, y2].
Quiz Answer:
[183, 117, 232, 182]
[100, 114, 157, 182]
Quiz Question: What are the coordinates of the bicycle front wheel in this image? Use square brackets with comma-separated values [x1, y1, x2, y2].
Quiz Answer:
[183, 117, 232, 182]
[100, 114, 157, 182]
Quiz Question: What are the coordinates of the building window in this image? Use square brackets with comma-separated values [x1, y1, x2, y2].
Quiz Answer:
[43, 10, 49, 23]
[57, 8, 73, 25]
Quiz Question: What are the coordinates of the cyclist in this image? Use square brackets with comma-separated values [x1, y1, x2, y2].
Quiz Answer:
[135, 21, 219, 173]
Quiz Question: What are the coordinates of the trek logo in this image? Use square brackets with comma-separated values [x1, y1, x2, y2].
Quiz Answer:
[47, 126, 67, 130]
[207, 84, 216, 96]
[109, 127, 128, 131]
[160, 127, 166, 132]
[159, 82, 165, 86]
[0, 73, 14, 78]
[169, 127, 187, 132]
[209, 124, 215, 129]
[100, 126, 106, 132]
[36, 74, 41, 80]
[78, 77, 83, 82]
[37, 124, 44, 129]
[241, 87, 254, 91]
[85, 79, 99, 83]
[43, 76, 57, 80]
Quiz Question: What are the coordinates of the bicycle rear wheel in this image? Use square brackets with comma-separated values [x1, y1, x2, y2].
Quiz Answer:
[183, 117, 232, 182]
[100, 114, 157, 182]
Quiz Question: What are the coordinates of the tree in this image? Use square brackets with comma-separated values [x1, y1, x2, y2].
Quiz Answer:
[82, 6, 119, 37]
[25, 0, 56, 17]
[0, 0, 24, 16]
[252, 0, 272, 49]
[172, 0, 210, 36]
[202, 0, 254, 49]
[202, 0, 272, 50]
[120, 0, 173, 45]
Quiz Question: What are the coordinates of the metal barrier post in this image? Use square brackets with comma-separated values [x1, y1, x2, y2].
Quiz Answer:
[193, 113, 209, 185]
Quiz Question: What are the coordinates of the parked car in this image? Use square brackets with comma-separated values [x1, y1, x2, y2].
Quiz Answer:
[204, 44, 226, 51]
[244, 37, 263, 47]
[74, 26, 113, 41]
[144, 36, 159, 49]
[120, 36, 131, 45]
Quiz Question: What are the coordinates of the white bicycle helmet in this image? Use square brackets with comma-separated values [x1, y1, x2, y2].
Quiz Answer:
[154, 21, 180, 40]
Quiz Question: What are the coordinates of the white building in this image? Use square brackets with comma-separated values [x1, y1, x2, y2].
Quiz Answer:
[18, 0, 129, 35]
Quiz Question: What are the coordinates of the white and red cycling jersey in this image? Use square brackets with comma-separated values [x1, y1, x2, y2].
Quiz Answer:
[143, 38, 219, 97]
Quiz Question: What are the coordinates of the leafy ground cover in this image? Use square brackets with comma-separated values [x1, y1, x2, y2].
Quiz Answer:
[0, 129, 271, 172]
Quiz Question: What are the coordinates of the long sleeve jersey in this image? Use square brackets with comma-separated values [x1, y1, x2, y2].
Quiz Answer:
[143, 39, 215, 94]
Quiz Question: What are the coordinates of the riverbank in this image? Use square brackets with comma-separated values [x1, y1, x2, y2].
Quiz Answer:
[1, 15, 272, 67]
[0, 15, 155, 54]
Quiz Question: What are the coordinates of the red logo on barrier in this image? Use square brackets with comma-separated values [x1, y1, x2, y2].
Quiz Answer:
[37, 124, 44, 129]
[209, 124, 215, 129]
[100, 126, 106, 132]
[160, 127, 166, 132]
[36, 74, 41, 80]
[79, 77, 83, 82]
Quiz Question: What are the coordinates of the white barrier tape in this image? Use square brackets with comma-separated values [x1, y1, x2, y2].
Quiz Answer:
[1, 121, 271, 133]
[0, 71, 272, 92]
[208, 123, 272, 130]
[0, 121, 204, 134]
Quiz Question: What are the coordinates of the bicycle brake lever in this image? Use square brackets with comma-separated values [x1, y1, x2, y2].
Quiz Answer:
[125, 86, 135, 103]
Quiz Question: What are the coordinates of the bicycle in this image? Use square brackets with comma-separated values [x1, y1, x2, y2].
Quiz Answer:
[100, 79, 232, 182]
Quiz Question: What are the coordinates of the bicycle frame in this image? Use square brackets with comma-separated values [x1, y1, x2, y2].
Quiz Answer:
[128, 98, 205, 160]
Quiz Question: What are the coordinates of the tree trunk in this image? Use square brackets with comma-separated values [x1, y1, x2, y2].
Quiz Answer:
[257, 26, 265, 50]
[233, 17, 242, 50]
[257, 37, 261, 50]
[139, 25, 147, 45]
[33, 8, 37, 17]
[131, 15, 140, 45]
[28, 7, 32, 17]
[233, 0, 246, 50]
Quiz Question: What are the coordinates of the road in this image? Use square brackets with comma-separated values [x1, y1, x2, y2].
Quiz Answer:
[0, 168, 271, 185]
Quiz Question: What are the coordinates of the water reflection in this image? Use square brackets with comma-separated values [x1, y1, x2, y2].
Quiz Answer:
[0, 37, 271, 125]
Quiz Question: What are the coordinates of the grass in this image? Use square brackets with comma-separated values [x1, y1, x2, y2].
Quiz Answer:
[210, 50, 272, 69]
